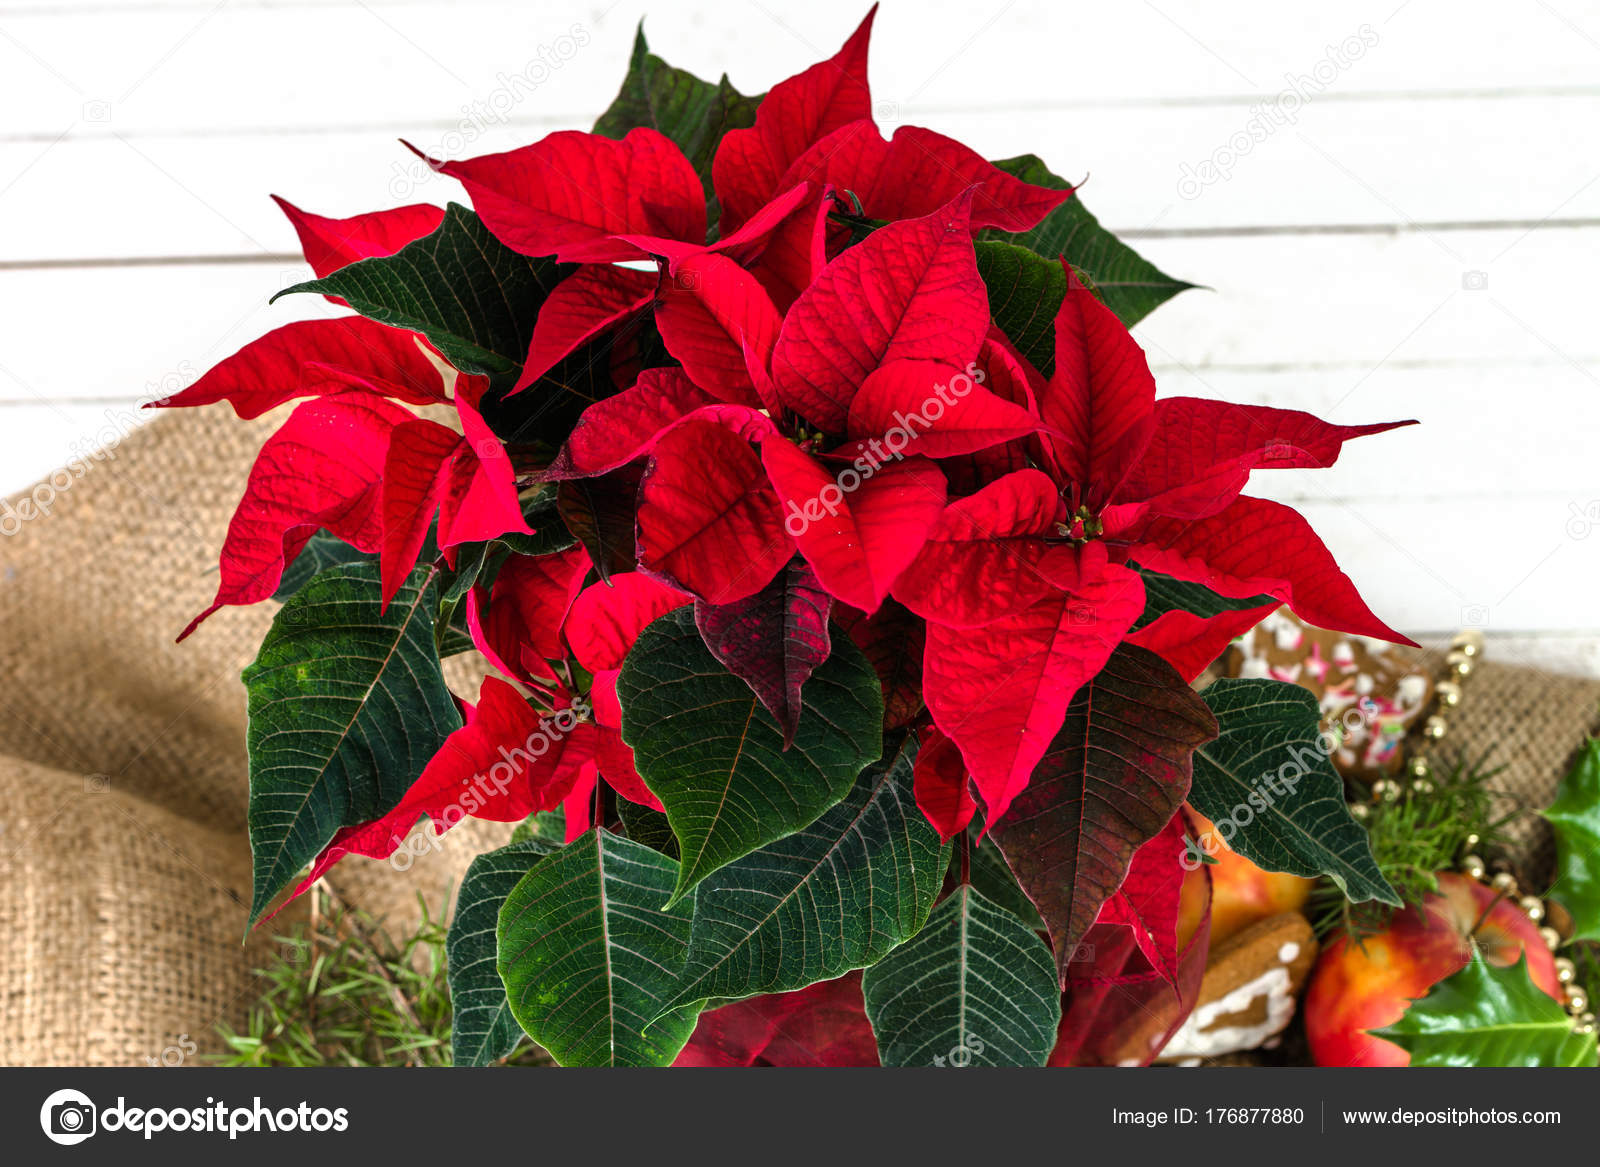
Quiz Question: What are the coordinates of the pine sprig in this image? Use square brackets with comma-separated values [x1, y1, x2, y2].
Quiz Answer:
[1313, 752, 1511, 939]
[210, 885, 548, 1067]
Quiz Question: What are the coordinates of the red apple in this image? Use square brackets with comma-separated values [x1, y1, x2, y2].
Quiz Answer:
[1304, 872, 1562, 1066]
[1189, 811, 1315, 943]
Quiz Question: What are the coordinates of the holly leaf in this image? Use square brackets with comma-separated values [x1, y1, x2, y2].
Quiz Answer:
[990, 643, 1218, 986]
[497, 828, 701, 1066]
[1378, 954, 1598, 1068]
[447, 838, 556, 1066]
[983, 154, 1195, 326]
[241, 562, 461, 927]
[594, 23, 762, 225]
[665, 739, 949, 1007]
[693, 557, 833, 746]
[1544, 737, 1600, 942]
[1191, 678, 1400, 906]
[274, 203, 568, 390]
[617, 606, 883, 904]
[861, 884, 1060, 1066]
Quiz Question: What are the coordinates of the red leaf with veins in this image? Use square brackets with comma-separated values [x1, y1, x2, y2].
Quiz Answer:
[377, 383, 529, 605]
[655, 251, 783, 407]
[770, 191, 988, 434]
[180, 395, 408, 640]
[545, 368, 774, 482]
[675, 971, 878, 1067]
[272, 195, 444, 280]
[284, 677, 598, 898]
[711, 7, 876, 233]
[1053, 821, 1212, 1065]
[988, 644, 1216, 986]
[419, 127, 703, 262]
[748, 182, 838, 312]
[778, 122, 1071, 231]
[466, 546, 591, 687]
[636, 420, 792, 604]
[154, 317, 449, 419]
[892, 468, 1078, 629]
[564, 571, 690, 673]
[1040, 266, 1157, 508]
[1095, 812, 1196, 993]
[694, 557, 833, 747]
[379, 418, 463, 605]
[761, 437, 946, 614]
[1115, 398, 1418, 504]
[912, 726, 976, 842]
[1125, 602, 1280, 683]
[513, 264, 657, 392]
[1124, 494, 1416, 645]
[922, 561, 1146, 825]
[846, 358, 1041, 459]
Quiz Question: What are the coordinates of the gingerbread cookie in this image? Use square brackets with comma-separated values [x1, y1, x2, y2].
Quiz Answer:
[1160, 912, 1318, 1062]
[1225, 610, 1430, 779]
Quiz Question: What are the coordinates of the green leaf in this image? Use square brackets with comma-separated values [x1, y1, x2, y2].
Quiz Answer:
[1543, 737, 1600, 942]
[511, 808, 567, 845]
[983, 154, 1195, 327]
[273, 203, 568, 388]
[447, 838, 555, 1066]
[965, 830, 1043, 930]
[618, 607, 883, 904]
[593, 23, 762, 230]
[272, 529, 371, 602]
[974, 239, 1066, 376]
[861, 884, 1061, 1067]
[1378, 954, 1597, 1067]
[1133, 565, 1275, 632]
[242, 562, 462, 927]
[1191, 679, 1399, 906]
[617, 796, 679, 859]
[496, 828, 701, 1066]
[666, 739, 949, 1006]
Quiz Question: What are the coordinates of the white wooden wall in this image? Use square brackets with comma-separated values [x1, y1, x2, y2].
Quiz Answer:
[5, 0, 1599, 671]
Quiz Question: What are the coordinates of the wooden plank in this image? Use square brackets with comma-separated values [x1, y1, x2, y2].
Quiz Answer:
[4, 93, 1599, 263]
[6, 0, 1600, 141]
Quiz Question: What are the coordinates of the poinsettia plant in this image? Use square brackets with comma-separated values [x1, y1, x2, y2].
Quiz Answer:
[160, 7, 1417, 1066]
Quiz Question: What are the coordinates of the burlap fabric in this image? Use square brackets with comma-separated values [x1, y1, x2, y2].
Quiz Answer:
[0, 407, 507, 1067]
[1441, 660, 1600, 886]
[2, 408, 1597, 1065]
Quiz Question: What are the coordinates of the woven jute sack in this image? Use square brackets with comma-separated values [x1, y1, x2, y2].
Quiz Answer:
[0, 407, 507, 1067]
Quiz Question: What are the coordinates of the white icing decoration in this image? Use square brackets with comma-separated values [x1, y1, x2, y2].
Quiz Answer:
[1397, 674, 1426, 707]
[1160, 966, 1297, 1058]
[1241, 657, 1271, 679]
[1278, 941, 1300, 963]
[1354, 673, 1374, 696]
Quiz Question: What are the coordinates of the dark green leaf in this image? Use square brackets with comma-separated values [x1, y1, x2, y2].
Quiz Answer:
[1377, 954, 1597, 1067]
[984, 154, 1195, 327]
[497, 828, 701, 1066]
[861, 884, 1061, 1066]
[667, 739, 949, 1006]
[1133, 565, 1276, 632]
[273, 203, 568, 389]
[272, 529, 370, 602]
[593, 24, 762, 230]
[242, 562, 461, 927]
[1192, 678, 1399, 906]
[447, 838, 555, 1066]
[510, 808, 567, 845]
[557, 469, 640, 582]
[618, 606, 883, 904]
[965, 830, 1043, 930]
[1543, 737, 1600, 942]
[617, 796, 679, 859]
[974, 239, 1065, 376]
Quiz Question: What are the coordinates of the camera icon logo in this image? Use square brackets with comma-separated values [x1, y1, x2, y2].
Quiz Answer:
[39, 1088, 97, 1145]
